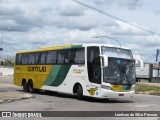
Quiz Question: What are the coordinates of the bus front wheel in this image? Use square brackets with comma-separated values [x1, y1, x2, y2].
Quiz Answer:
[77, 85, 83, 100]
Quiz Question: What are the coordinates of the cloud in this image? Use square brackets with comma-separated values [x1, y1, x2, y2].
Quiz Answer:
[0, 0, 52, 32]
[0, 0, 159, 63]
[59, 0, 85, 16]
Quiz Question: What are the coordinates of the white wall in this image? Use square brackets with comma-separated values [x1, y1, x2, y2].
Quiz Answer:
[0, 67, 14, 76]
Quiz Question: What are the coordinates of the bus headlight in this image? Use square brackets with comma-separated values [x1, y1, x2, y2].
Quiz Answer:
[101, 85, 111, 90]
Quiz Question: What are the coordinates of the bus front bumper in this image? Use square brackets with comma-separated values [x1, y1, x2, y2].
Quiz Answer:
[101, 89, 135, 99]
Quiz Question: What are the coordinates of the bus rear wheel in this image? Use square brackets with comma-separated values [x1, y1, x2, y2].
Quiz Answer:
[22, 80, 28, 92]
[77, 85, 83, 100]
[28, 80, 34, 93]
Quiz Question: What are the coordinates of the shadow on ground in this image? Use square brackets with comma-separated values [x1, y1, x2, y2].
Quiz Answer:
[17, 89, 134, 104]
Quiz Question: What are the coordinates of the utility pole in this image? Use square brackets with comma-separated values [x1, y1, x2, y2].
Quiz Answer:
[156, 49, 160, 83]
[0, 28, 3, 63]
[0, 28, 3, 76]
[158, 62, 160, 83]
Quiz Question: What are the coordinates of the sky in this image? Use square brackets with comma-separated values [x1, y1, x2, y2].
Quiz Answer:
[0, 0, 160, 63]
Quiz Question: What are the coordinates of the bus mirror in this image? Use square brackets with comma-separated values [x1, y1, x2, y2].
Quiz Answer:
[100, 55, 108, 67]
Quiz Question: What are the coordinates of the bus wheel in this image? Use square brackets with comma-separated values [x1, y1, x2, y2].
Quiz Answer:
[28, 80, 34, 93]
[77, 85, 83, 100]
[22, 80, 28, 92]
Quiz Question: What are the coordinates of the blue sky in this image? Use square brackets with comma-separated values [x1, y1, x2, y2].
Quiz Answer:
[0, 0, 160, 63]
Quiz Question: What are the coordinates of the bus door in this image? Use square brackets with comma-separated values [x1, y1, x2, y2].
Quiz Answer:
[87, 47, 101, 85]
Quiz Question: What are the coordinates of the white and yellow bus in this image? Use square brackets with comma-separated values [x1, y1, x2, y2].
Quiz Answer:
[14, 43, 136, 99]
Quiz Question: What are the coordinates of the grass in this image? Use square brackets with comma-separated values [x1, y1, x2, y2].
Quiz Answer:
[135, 83, 160, 96]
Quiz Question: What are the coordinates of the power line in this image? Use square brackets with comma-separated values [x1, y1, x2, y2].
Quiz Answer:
[72, 0, 159, 35]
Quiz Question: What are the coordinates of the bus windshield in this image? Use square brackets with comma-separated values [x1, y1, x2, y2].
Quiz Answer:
[102, 47, 136, 84]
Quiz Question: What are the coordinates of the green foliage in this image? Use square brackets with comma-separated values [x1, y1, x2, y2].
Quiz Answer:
[2, 59, 14, 67]
[136, 83, 160, 96]
[136, 84, 160, 92]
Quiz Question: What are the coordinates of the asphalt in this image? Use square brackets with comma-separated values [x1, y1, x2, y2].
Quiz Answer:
[1, 76, 160, 104]
[0, 76, 33, 104]
[0, 76, 160, 120]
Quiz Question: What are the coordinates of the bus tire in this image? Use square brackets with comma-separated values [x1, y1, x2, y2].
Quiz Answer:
[28, 80, 34, 93]
[77, 85, 83, 100]
[22, 80, 28, 92]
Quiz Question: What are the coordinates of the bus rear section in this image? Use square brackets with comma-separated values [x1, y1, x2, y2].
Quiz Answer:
[14, 44, 87, 100]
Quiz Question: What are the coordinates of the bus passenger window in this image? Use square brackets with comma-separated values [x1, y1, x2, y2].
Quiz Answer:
[75, 48, 84, 64]
[16, 54, 21, 65]
[46, 51, 57, 64]
[28, 53, 36, 64]
[38, 52, 46, 64]
[21, 54, 29, 65]
[64, 51, 69, 64]
[57, 50, 65, 64]
[69, 49, 76, 64]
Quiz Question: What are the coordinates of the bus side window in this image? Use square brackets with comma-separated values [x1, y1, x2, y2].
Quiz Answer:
[21, 53, 29, 65]
[69, 49, 76, 64]
[16, 54, 22, 65]
[57, 50, 65, 64]
[28, 53, 36, 64]
[75, 48, 85, 64]
[38, 52, 46, 64]
[64, 50, 69, 64]
[46, 51, 57, 64]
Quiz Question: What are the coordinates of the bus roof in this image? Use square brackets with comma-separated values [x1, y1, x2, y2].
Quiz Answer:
[16, 43, 130, 54]
[83, 43, 129, 50]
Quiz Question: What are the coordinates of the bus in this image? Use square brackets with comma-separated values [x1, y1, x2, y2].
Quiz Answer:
[14, 43, 137, 99]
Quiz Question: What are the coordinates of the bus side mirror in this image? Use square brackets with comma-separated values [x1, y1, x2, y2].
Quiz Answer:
[100, 55, 108, 67]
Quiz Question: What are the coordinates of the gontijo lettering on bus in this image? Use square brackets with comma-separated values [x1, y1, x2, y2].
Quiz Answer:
[28, 66, 46, 72]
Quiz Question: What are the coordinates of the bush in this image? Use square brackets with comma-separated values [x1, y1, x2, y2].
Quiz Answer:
[2, 59, 14, 67]
[135, 83, 160, 96]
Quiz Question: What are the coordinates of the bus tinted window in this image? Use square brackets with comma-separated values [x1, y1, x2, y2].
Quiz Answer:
[38, 52, 46, 64]
[16, 54, 21, 65]
[28, 53, 36, 64]
[57, 50, 65, 64]
[69, 49, 76, 64]
[21, 54, 28, 64]
[46, 51, 57, 64]
[75, 48, 84, 64]
[16, 47, 85, 65]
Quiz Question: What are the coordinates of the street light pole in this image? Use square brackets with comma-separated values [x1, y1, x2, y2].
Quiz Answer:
[0, 27, 12, 51]
[0, 28, 3, 75]
[92, 35, 121, 48]
[1, 29, 3, 49]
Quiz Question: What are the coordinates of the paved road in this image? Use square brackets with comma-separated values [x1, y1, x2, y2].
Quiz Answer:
[0, 76, 13, 84]
[0, 77, 160, 120]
